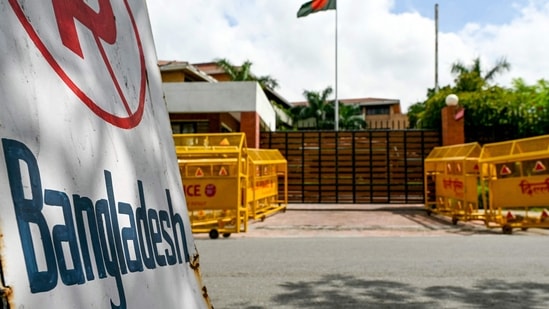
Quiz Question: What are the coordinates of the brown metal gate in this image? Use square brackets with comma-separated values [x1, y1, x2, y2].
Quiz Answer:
[260, 130, 440, 204]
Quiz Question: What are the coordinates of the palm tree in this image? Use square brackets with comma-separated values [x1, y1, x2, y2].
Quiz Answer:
[299, 86, 334, 130]
[337, 103, 366, 130]
[451, 57, 510, 92]
[215, 58, 279, 89]
[215, 58, 292, 130]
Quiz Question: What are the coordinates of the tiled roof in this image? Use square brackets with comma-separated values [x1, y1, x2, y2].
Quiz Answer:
[292, 97, 400, 106]
[158, 60, 218, 82]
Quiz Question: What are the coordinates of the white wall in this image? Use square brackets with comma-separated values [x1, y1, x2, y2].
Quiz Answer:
[163, 81, 276, 131]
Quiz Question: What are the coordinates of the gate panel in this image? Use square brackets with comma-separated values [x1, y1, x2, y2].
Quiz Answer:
[261, 130, 440, 204]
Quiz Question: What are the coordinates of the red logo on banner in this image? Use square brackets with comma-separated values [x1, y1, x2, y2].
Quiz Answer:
[8, 0, 146, 129]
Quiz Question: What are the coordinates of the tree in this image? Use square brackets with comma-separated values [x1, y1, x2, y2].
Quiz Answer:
[406, 85, 452, 129]
[215, 58, 279, 89]
[507, 78, 549, 137]
[333, 103, 366, 130]
[406, 101, 426, 129]
[215, 58, 289, 129]
[451, 57, 510, 92]
[290, 88, 366, 131]
[409, 57, 512, 131]
[299, 86, 334, 130]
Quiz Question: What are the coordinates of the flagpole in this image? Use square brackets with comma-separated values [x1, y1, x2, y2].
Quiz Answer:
[334, 4, 339, 131]
[297, 0, 339, 130]
[435, 3, 439, 93]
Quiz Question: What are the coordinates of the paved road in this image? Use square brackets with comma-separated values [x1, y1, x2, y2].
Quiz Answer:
[196, 236, 549, 309]
[192, 205, 549, 308]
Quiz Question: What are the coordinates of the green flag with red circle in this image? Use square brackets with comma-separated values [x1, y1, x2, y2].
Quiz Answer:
[297, 0, 336, 18]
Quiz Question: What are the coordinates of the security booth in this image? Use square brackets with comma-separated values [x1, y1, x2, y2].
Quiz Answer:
[479, 134, 549, 234]
[424, 142, 483, 224]
[174, 133, 249, 239]
[246, 148, 288, 220]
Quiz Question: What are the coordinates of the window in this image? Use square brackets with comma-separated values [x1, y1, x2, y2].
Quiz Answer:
[171, 122, 197, 134]
[366, 106, 390, 115]
[171, 121, 210, 133]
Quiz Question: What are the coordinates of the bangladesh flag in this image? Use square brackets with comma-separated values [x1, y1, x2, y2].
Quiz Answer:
[297, 0, 336, 18]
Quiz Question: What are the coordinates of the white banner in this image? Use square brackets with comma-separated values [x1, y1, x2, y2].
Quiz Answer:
[0, 1, 208, 308]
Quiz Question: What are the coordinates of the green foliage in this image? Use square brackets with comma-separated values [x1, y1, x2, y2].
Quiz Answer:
[409, 56, 549, 141]
[215, 58, 288, 130]
[336, 103, 367, 130]
[299, 86, 334, 130]
[451, 57, 510, 92]
[416, 88, 449, 129]
[293, 87, 366, 130]
[214, 57, 549, 139]
[508, 79, 549, 137]
[215, 58, 279, 89]
[407, 101, 426, 129]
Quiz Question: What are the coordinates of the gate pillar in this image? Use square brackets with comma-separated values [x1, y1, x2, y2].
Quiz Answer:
[441, 94, 464, 146]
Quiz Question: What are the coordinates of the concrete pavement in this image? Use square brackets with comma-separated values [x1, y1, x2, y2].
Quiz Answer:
[240, 204, 487, 238]
[192, 204, 549, 239]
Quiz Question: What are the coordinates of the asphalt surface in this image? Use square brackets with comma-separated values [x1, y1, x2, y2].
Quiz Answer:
[196, 236, 549, 309]
[193, 204, 549, 308]
[192, 203, 549, 239]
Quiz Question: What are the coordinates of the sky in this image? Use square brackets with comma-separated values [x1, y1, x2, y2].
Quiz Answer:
[147, 0, 549, 112]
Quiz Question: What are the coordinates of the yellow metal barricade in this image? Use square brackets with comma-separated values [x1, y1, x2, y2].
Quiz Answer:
[174, 133, 248, 239]
[424, 142, 483, 224]
[479, 134, 549, 234]
[247, 149, 288, 220]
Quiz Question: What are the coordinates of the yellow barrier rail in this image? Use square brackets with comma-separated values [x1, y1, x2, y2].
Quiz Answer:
[424, 142, 483, 225]
[174, 133, 248, 239]
[479, 134, 549, 234]
[247, 148, 288, 220]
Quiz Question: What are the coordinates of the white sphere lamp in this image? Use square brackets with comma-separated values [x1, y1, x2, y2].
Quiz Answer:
[445, 94, 459, 106]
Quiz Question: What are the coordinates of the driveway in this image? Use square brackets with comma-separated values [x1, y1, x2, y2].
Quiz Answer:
[192, 204, 549, 239]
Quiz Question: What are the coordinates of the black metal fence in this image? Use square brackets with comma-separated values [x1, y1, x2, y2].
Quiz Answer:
[465, 108, 549, 144]
[260, 130, 441, 204]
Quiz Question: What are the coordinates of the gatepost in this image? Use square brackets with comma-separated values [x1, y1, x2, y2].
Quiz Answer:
[441, 94, 465, 146]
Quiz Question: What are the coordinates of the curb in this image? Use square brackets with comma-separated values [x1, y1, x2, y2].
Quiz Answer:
[285, 203, 426, 212]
